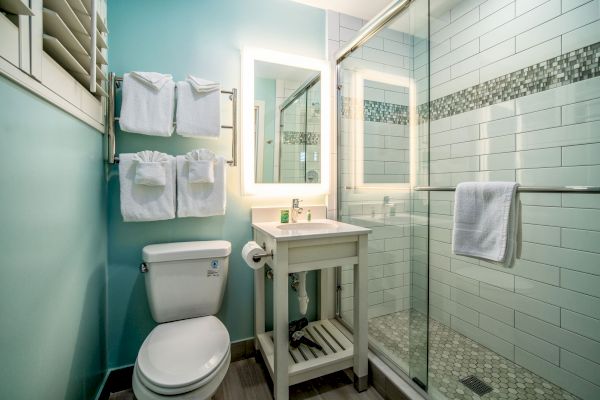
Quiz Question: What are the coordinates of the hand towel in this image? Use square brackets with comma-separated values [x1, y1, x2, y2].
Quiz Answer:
[452, 181, 519, 266]
[177, 149, 226, 218]
[186, 149, 215, 183]
[119, 72, 175, 136]
[118, 152, 176, 222]
[133, 150, 169, 186]
[175, 75, 221, 138]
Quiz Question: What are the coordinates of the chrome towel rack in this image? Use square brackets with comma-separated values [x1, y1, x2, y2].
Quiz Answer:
[106, 72, 238, 166]
[414, 186, 600, 193]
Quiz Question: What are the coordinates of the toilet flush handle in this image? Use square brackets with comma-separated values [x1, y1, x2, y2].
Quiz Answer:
[140, 263, 149, 273]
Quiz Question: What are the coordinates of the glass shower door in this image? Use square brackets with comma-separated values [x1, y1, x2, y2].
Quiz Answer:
[336, 0, 430, 388]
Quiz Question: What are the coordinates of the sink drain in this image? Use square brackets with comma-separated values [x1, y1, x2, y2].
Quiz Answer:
[459, 375, 493, 396]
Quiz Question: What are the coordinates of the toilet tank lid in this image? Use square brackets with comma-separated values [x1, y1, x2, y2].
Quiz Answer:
[143, 241, 231, 262]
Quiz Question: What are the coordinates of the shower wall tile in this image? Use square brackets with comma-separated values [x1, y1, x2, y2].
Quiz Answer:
[561, 309, 600, 341]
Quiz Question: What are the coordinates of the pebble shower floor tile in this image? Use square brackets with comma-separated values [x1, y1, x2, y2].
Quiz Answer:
[368, 311, 579, 400]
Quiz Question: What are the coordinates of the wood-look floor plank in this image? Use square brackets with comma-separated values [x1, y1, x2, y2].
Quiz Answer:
[109, 358, 383, 400]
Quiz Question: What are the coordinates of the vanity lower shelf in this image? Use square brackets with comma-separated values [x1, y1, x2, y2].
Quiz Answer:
[256, 319, 354, 386]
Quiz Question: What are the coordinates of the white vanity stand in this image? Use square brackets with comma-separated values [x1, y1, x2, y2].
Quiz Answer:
[251, 206, 371, 400]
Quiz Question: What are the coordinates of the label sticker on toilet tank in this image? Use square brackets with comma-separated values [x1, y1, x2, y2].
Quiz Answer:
[207, 259, 220, 277]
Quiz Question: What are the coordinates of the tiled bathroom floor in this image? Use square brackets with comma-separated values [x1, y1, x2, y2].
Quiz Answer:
[369, 311, 579, 400]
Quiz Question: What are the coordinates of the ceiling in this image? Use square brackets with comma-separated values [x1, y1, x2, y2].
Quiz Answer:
[291, 0, 394, 20]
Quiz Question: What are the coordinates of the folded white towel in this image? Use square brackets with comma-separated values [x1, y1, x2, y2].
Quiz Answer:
[177, 150, 226, 218]
[119, 72, 175, 136]
[452, 182, 519, 266]
[119, 152, 176, 222]
[130, 71, 173, 90]
[175, 75, 221, 138]
[133, 151, 169, 186]
[186, 149, 215, 183]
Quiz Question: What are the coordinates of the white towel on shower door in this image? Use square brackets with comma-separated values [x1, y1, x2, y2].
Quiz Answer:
[119, 72, 175, 136]
[118, 152, 176, 222]
[176, 150, 226, 218]
[176, 76, 221, 138]
[452, 181, 519, 267]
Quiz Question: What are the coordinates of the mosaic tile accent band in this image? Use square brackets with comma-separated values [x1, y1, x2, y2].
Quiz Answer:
[282, 131, 320, 145]
[422, 41, 600, 122]
[341, 99, 409, 125]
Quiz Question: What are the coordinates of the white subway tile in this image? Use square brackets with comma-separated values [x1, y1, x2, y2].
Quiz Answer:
[562, 97, 600, 125]
[431, 292, 479, 325]
[480, 148, 561, 170]
[432, 38, 480, 74]
[518, 192, 561, 206]
[451, 258, 515, 290]
[515, 276, 600, 319]
[561, 348, 600, 386]
[452, 288, 515, 326]
[480, 0, 514, 18]
[480, 37, 561, 82]
[326, 10, 339, 41]
[562, 19, 600, 53]
[432, 70, 480, 100]
[431, 156, 480, 173]
[480, 283, 560, 324]
[452, 100, 516, 128]
[518, 165, 600, 186]
[561, 268, 600, 297]
[480, 116, 517, 138]
[516, 76, 600, 115]
[451, 316, 516, 360]
[479, 314, 559, 364]
[563, 143, 600, 167]
[563, 0, 595, 13]
[514, 347, 600, 400]
[516, 107, 561, 132]
[561, 193, 600, 209]
[431, 125, 479, 146]
[339, 13, 363, 30]
[451, 2, 514, 50]
[517, 120, 600, 150]
[430, 39, 450, 61]
[561, 309, 600, 341]
[516, 312, 600, 364]
[383, 39, 409, 56]
[451, 38, 515, 79]
[520, 241, 600, 275]
[431, 7, 479, 46]
[521, 223, 561, 245]
[480, 0, 561, 50]
[430, 145, 451, 160]
[431, 265, 480, 295]
[516, 0, 548, 15]
[516, 0, 600, 52]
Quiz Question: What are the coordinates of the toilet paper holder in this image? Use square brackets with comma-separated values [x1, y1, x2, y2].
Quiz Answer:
[252, 242, 273, 262]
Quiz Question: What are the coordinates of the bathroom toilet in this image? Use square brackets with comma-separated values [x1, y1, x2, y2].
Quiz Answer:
[132, 240, 232, 400]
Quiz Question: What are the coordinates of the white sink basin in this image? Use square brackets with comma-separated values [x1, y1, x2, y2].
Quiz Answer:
[276, 222, 332, 231]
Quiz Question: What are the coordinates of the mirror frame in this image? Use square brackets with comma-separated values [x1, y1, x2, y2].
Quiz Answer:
[241, 47, 331, 195]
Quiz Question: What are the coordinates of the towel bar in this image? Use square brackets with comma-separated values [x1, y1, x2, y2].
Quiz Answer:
[414, 186, 600, 193]
[106, 72, 238, 166]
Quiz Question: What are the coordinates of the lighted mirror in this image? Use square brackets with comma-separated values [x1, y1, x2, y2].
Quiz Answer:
[242, 48, 330, 195]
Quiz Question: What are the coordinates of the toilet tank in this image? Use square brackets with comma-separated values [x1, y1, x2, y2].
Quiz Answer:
[142, 241, 231, 323]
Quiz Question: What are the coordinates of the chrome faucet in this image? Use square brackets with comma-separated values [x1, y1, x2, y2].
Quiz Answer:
[291, 198, 303, 223]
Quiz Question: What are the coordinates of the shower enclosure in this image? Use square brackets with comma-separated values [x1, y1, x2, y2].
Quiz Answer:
[334, 1, 600, 399]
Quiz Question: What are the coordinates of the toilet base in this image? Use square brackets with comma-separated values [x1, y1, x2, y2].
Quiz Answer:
[132, 350, 231, 400]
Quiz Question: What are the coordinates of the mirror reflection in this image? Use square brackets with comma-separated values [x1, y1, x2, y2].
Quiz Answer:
[254, 60, 321, 183]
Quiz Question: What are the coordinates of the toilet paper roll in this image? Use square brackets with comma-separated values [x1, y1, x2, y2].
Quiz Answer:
[242, 241, 267, 270]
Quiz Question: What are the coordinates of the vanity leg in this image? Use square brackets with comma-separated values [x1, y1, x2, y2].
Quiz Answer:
[254, 267, 265, 350]
[273, 243, 289, 400]
[353, 235, 368, 392]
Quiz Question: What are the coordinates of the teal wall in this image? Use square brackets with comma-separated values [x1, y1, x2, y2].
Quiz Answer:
[254, 77, 276, 182]
[107, 0, 325, 368]
[0, 77, 107, 399]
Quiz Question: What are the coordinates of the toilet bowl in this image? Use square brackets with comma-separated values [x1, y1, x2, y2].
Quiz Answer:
[133, 241, 232, 400]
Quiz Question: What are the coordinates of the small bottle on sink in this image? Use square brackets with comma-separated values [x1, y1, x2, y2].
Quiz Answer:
[307, 209, 312, 222]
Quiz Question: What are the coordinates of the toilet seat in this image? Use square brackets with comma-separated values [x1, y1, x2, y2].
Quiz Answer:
[136, 316, 230, 396]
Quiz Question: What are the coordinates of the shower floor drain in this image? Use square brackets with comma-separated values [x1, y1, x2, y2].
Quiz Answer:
[459, 375, 493, 396]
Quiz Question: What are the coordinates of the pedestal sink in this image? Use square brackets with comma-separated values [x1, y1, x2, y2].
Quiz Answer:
[251, 213, 371, 400]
